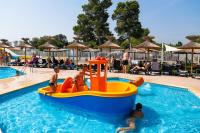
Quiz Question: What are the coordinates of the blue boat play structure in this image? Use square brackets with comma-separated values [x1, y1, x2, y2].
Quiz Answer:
[38, 57, 144, 118]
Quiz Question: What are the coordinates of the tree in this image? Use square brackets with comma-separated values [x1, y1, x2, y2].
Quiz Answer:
[73, 14, 96, 44]
[21, 38, 30, 44]
[120, 37, 143, 49]
[0, 39, 9, 44]
[112, 0, 148, 47]
[29, 34, 68, 49]
[197, 38, 200, 43]
[186, 35, 200, 43]
[175, 41, 183, 47]
[13, 41, 19, 46]
[73, 0, 112, 47]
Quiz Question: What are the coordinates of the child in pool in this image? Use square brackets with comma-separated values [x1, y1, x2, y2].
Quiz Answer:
[16, 70, 20, 76]
[45, 67, 60, 95]
[116, 103, 144, 133]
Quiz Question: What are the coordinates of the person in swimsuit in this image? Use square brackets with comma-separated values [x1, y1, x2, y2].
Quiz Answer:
[45, 67, 60, 95]
[74, 64, 90, 91]
[116, 103, 144, 133]
[131, 62, 151, 71]
[122, 52, 129, 73]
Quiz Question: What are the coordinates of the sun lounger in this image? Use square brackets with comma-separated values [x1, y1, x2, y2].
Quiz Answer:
[38, 59, 48, 68]
[130, 62, 151, 75]
[150, 62, 161, 75]
[177, 69, 189, 77]
[192, 68, 200, 78]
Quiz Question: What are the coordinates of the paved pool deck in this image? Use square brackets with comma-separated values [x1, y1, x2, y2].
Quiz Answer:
[0, 66, 200, 98]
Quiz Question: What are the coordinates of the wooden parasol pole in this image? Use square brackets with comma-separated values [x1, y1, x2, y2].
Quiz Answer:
[109, 47, 112, 63]
[48, 49, 50, 68]
[4, 48, 7, 64]
[147, 48, 150, 61]
[90, 52, 92, 60]
[191, 48, 194, 75]
[25, 47, 27, 62]
[185, 53, 188, 71]
[76, 47, 78, 65]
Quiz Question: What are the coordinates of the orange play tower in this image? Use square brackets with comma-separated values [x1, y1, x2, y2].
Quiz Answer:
[89, 57, 108, 92]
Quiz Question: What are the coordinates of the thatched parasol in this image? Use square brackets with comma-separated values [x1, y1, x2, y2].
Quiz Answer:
[175, 49, 200, 54]
[127, 48, 146, 53]
[186, 35, 200, 42]
[83, 48, 99, 60]
[8, 47, 21, 51]
[174, 49, 200, 71]
[133, 40, 160, 61]
[126, 48, 147, 60]
[39, 42, 57, 58]
[178, 41, 200, 74]
[44, 48, 67, 58]
[39, 42, 57, 67]
[66, 41, 87, 65]
[16, 43, 32, 61]
[99, 40, 120, 49]
[44, 49, 67, 52]
[0, 43, 11, 50]
[99, 40, 120, 61]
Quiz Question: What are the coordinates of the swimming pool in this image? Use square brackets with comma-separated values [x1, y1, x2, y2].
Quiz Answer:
[0, 67, 24, 79]
[0, 78, 200, 132]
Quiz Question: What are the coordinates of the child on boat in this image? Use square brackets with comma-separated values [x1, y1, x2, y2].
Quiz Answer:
[74, 65, 89, 91]
[45, 67, 60, 95]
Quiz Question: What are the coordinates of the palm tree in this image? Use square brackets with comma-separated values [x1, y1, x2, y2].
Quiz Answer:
[0, 39, 9, 44]
[21, 38, 30, 44]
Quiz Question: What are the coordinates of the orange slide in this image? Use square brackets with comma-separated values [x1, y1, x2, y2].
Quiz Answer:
[56, 77, 77, 93]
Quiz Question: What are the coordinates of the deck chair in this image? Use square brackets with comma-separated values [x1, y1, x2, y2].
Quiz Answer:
[130, 62, 151, 75]
[176, 64, 189, 77]
[192, 68, 200, 78]
[38, 59, 48, 68]
[150, 62, 161, 75]
[176, 68, 189, 77]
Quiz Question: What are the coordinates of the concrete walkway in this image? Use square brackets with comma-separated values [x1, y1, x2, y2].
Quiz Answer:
[0, 66, 199, 98]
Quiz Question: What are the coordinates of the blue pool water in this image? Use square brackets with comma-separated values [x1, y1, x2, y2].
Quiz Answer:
[0, 78, 200, 133]
[0, 67, 24, 79]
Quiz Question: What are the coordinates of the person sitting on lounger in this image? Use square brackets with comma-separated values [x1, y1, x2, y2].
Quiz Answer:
[116, 103, 144, 133]
[131, 62, 151, 71]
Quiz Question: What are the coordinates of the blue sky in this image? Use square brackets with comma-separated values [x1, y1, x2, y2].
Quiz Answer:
[0, 0, 199, 44]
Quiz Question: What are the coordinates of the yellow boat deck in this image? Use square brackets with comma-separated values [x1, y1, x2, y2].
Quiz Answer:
[38, 82, 138, 98]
